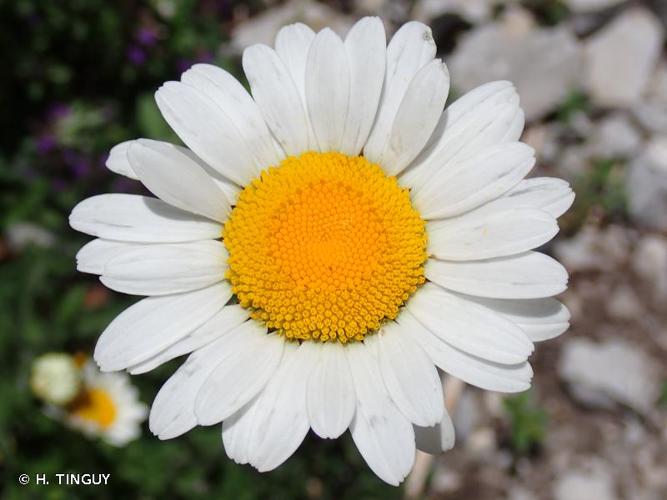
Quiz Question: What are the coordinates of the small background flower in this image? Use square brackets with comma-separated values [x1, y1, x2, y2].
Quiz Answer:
[32, 354, 148, 447]
[1, 1, 666, 499]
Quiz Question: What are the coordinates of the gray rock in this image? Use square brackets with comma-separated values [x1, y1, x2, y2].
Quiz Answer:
[448, 9, 583, 121]
[632, 235, 667, 303]
[430, 467, 462, 493]
[635, 63, 667, 134]
[607, 285, 644, 320]
[230, 0, 354, 52]
[584, 8, 665, 107]
[413, 0, 519, 24]
[588, 113, 642, 158]
[627, 136, 667, 231]
[554, 225, 631, 273]
[554, 464, 618, 500]
[559, 338, 661, 415]
[453, 390, 481, 441]
[565, 0, 624, 13]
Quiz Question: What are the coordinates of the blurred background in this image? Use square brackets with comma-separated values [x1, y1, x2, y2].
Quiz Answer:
[1, 0, 666, 498]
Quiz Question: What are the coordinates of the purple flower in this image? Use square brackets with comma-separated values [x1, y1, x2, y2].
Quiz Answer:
[127, 46, 147, 66]
[136, 27, 158, 47]
[52, 178, 67, 192]
[36, 134, 56, 155]
[63, 149, 91, 178]
[71, 158, 91, 178]
[177, 51, 214, 73]
[48, 103, 71, 121]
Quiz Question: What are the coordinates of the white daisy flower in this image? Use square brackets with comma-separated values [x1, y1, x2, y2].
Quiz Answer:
[70, 18, 573, 484]
[64, 361, 148, 446]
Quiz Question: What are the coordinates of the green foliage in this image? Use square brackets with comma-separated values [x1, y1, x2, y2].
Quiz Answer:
[659, 382, 667, 407]
[522, 0, 570, 26]
[503, 391, 548, 455]
[556, 90, 591, 125]
[571, 158, 628, 224]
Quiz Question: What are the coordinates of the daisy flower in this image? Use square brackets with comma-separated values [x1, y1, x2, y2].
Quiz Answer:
[70, 18, 573, 484]
[64, 360, 148, 446]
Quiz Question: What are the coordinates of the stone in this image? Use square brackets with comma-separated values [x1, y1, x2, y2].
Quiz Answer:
[508, 486, 537, 500]
[553, 464, 618, 500]
[554, 225, 631, 273]
[606, 285, 643, 320]
[230, 0, 354, 52]
[413, 0, 519, 24]
[588, 113, 642, 158]
[430, 467, 462, 493]
[559, 338, 661, 415]
[632, 235, 667, 302]
[565, 0, 624, 13]
[635, 63, 667, 133]
[584, 8, 665, 107]
[627, 136, 667, 231]
[465, 427, 497, 458]
[448, 9, 583, 121]
[453, 390, 481, 441]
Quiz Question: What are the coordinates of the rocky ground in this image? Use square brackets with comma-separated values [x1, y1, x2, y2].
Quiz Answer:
[225, 1, 667, 498]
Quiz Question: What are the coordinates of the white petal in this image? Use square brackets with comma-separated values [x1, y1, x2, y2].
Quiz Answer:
[106, 141, 138, 179]
[149, 354, 217, 439]
[441, 80, 518, 126]
[275, 23, 315, 95]
[340, 17, 386, 155]
[305, 28, 350, 152]
[414, 142, 535, 219]
[110, 139, 239, 204]
[100, 240, 226, 296]
[195, 330, 284, 425]
[149, 322, 261, 439]
[378, 60, 450, 176]
[372, 323, 443, 427]
[155, 82, 257, 186]
[466, 297, 571, 342]
[69, 194, 222, 243]
[428, 208, 558, 261]
[223, 342, 315, 472]
[400, 81, 522, 192]
[251, 342, 318, 472]
[242, 44, 311, 155]
[222, 343, 299, 466]
[347, 342, 416, 486]
[181, 64, 284, 170]
[94, 282, 230, 371]
[485, 177, 575, 219]
[399, 309, 533, 393]
[306, 342, 355, 439]
[76, 239, 143, 275]
[406, 283, 533, 364]
[128, 139, 229, 222]
[364, 21, 436, 163]
[425, 252, 568, 299]
[414, 411, 455, 454]
[128, 305, 249, 374]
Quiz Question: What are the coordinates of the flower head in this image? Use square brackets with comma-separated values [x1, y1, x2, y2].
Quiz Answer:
[64, 360, 148, 446]
[70, 17, 573, 484]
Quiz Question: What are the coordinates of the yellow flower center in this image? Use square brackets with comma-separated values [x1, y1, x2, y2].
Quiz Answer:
[69, 387, 117, 429]
[223, 151, 427, 343]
